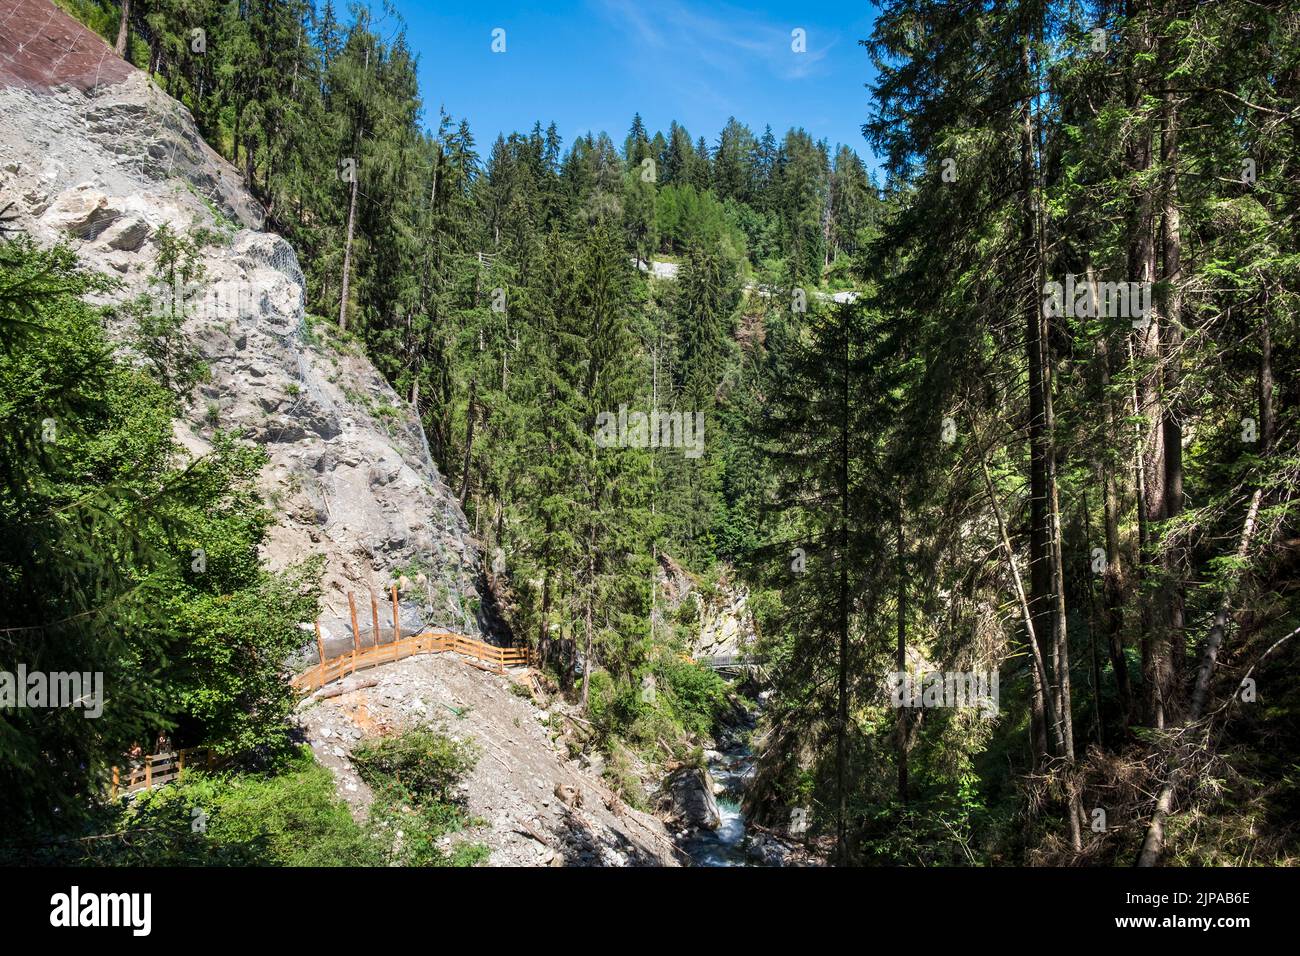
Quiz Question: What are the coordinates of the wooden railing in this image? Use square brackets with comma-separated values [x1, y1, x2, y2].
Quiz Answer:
[292, 624, 532, 694]
[290, 588, 532, 694]
[110, 747, 214, 800]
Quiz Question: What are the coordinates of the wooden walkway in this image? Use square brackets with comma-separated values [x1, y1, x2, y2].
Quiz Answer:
[110, 747, 214, 800]
[292, 626, 531, 694]
[292, 587, 531, 694]
[693, 655, 766, 677]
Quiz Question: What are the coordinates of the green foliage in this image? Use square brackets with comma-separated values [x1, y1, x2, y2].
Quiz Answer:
[655, 184, 747, 262]
[660, 658, 729, 737]
[352, 727, 478, 806]
[352, 728, 487, 867]
[6, 748, 378, 866]
[0, 237, 320, 835]
[7, 734, 488, 867]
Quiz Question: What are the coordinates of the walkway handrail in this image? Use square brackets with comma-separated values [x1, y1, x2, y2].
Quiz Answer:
[291, 627, 532, 694]
[109, 746, 214, 800]
[292, 588, 532, 694]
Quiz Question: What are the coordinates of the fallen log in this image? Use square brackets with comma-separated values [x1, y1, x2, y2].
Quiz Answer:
[314, 678, 378, 701]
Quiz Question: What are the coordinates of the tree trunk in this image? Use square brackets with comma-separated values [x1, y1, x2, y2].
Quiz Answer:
[581, 531, 595, 711]
[338, 164, 359, 331]
[1081, 494, 1105, 747]
[114, 0, 131, 58]
[538, 560, 552, 670]
[974, 422, 1065, 757]
[835, 324, 850, 864]
[1259, 314, 1275, 453]
[1126, 2, 1172, 730]
[896, 490, 908, 803]
[1160, 35, 1186, 714]
[1020, 34, 1053, 769]
[458, 379, 477, 505]
[1093, 320, 1134, 725]
[1045, 339, 1075, 762]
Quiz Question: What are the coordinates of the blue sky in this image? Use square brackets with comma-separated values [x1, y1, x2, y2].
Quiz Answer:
[387, 0, 881, 171]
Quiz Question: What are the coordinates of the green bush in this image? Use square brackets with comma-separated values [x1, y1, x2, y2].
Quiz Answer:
[6, 738, 490, 868]
[352, 727, 477, 805]
[352, 728, 487, 867]
[662, 658, 729, 737]
[8, 748, 378, 866]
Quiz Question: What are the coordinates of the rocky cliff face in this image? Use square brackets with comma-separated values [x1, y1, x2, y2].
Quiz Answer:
[0, 0, 487, 649]
[655, 554, 757, 660]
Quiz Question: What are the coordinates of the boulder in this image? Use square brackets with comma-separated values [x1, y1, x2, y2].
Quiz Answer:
[660, 767, 721, 831]
[99, 215, 151, 251]
[38, 183, 116, 238]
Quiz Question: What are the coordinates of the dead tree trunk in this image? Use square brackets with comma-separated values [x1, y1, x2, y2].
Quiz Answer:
[114, 0, 131, 58]
[338, 165, 359, 331]
[896, 489, 908, 803]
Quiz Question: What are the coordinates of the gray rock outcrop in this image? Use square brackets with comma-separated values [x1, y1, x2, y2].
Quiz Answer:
[0, 19, 487, 654]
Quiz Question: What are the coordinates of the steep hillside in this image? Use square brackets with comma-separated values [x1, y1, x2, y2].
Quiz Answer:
[0, 0, 485, 645]
[297, 655, 682, 866]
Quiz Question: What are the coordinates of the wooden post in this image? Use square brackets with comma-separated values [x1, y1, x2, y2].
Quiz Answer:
[314, 618, 326, 667]
[145, 759, 152, 790]
[348, 591, 362, 678]
[178, 749, 185, 783]
[391, 584, 401, 645]
[370, 590, 381, 649]
[111, 766, 120, 800]
[348, 592, 361, 655]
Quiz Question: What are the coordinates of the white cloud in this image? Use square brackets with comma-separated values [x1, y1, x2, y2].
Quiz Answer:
[593, 0, 835, 86]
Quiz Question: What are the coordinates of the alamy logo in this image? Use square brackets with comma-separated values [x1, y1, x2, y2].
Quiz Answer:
[153, 276, 297, 334]
[887, 670, 999, 719]
[594, 405, 705, 459]
[50, 886, 151, 936]
[1043, 274, 1152, 326]
[0, 665, 102, 718]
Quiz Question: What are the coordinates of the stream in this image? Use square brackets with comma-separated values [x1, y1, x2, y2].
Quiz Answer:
[679, 735, 758, 866]
[675, 688, 784, 867]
